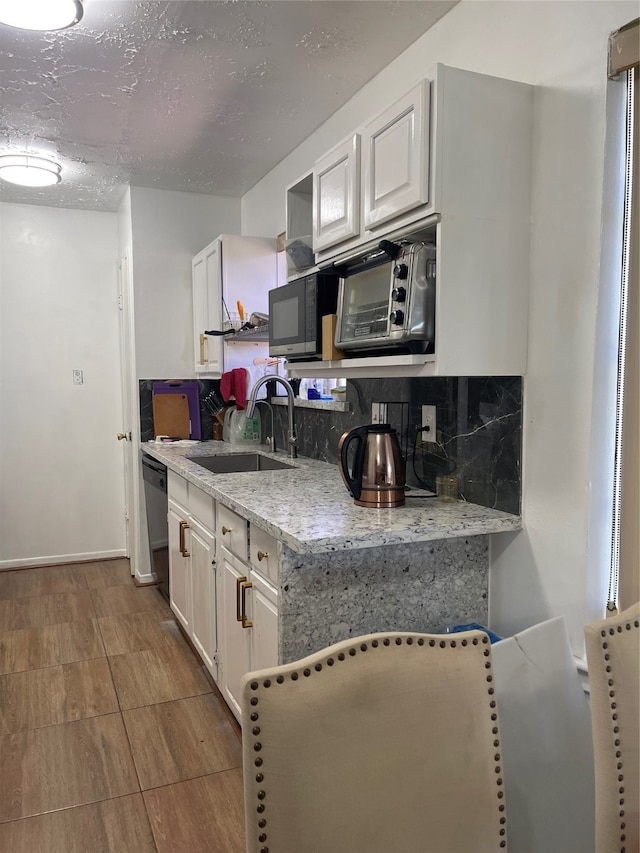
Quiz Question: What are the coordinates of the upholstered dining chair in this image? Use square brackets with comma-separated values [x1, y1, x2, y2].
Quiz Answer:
[584, 601, 639, 853]
[241, 630, 507, 853]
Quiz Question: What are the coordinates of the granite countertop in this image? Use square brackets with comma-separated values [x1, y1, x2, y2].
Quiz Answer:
[142, 440, 521, 554]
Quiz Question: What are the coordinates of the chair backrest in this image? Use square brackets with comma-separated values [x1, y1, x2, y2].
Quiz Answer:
[584, 601, 640, 853]
[241, 630, 507, 853]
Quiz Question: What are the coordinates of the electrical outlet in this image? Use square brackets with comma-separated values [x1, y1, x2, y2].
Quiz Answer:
[420, 404, 437, 443]
[72, 369, 84, 385]
[371, 402, 388, 424]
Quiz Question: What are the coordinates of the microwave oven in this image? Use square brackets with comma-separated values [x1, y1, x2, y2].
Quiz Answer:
[269, 272, 339, 361]
[334, 240, 436, 355]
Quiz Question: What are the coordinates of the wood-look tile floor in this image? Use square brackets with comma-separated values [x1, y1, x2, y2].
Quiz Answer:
[0, 560, 245, 853]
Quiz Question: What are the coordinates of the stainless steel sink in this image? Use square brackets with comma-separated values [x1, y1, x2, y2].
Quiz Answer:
[190, 453, 294, 474]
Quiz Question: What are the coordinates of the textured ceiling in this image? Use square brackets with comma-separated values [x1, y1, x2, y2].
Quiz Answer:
[0, 0, 457, 211]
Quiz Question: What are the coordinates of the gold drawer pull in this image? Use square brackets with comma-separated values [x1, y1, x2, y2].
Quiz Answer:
[257, 550, 269, 562]
[199, 333, 206, 365]
[236, 575, 247, 622]
[241, 581, 253, 629]
[179, 520, 190, 557]
[221, 525, 232, 535]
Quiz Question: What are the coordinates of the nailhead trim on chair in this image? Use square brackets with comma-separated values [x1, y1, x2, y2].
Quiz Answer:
[598, 616, 639, 853]
[246, 632, 505, 853]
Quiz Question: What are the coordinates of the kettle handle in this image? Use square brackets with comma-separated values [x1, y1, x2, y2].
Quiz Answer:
[338, 426, 369, 501]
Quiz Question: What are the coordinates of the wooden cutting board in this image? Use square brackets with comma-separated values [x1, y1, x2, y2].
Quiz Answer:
[153, 393, 190, 439]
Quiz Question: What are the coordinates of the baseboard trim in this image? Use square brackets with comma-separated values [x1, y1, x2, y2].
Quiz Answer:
[133, 574, 159, 587]
[0, 550, 128, 572]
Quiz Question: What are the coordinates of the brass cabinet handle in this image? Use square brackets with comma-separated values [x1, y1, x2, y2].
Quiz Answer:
[257, 550, 269, 562]
[241, 581, 253, 629]
[117, 432, 131, 441]
[221, 525, 232, 535]
[236, 575, 247, 622]
[179, 520, 190, 557]
[199, 333, 206, 365]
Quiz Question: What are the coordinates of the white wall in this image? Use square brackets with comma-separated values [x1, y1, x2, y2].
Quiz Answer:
[0, 202, 125, 567]
[241, 0, 637, 652]
[129, 187, 240, 379]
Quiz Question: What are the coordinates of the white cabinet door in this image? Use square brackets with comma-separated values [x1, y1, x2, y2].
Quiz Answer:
[192, 235, 276, 376]
[192, 240, 223, 375]
[249, 575, 279, 673]
[363, 81, 430, 231]
[219, 547, 252, 722]
[313, 134, 360, 252]
[190, 516, 217, 680]
[168, 498, 191, 633]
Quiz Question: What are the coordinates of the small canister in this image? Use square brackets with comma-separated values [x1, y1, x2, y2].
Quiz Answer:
[436, 474, 459, 502]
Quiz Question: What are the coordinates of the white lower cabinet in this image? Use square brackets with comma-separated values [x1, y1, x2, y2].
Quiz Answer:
[168, 474, 218, 682]
[168, 497, 192, 634]
[189, 517, 216, 675]
[249, 572, 279, 673]
[167, 471, 279, 723]
[219, 545, 279, 724]
[219, 548, 253, 721]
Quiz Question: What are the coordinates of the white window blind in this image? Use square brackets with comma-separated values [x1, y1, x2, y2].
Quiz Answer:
[607, 20, 639, 613]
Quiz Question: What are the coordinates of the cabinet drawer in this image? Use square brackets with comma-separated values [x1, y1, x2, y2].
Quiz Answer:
[250, 524, 279, 584]
[217, 504, 248, 560]
[188, 483, 215, 531]
[168, 470, 189, 506]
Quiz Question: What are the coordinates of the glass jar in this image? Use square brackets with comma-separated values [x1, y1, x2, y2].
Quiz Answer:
[435, 474, 459, 502]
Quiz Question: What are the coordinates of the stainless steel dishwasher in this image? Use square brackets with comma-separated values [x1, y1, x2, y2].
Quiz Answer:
[142, 453, 169, 601]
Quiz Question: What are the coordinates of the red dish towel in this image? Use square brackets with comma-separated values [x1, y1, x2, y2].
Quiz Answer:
[220, 368, 248, 409]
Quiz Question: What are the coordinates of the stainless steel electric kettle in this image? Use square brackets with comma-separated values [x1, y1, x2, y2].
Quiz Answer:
[338, 424, 406, 508]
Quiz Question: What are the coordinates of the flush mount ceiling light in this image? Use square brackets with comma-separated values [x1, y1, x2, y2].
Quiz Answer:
[0, 154, 62, 187]
[0, 0, 83, 31]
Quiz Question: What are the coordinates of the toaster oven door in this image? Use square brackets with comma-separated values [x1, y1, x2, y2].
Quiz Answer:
[336, 263, 392, 349]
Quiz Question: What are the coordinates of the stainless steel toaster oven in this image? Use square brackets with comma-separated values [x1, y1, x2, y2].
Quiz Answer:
[334, 240, 436, 355]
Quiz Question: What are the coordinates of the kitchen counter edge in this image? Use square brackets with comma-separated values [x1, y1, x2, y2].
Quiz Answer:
[141, 441, 522, 554]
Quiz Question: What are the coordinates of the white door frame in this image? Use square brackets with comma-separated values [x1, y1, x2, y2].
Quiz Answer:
[117, 257, 153, 583]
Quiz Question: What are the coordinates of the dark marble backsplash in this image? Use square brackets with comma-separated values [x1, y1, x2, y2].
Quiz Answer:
[140, 375, 521, 515]
[271, 377, 522, 514]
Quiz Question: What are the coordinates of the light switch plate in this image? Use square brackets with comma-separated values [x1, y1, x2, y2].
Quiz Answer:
[72, 369, 84, 385]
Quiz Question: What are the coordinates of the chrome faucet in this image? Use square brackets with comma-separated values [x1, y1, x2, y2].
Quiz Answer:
[246, 376, 297, 458]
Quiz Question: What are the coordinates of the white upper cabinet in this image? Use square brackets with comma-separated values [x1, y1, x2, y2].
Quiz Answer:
[313, 134, 360, 252]
[362, 81, 429, 231]
[192, 234, 277, 377]
[192, 240, 223, 376]
[311, 64, 533, 267]
[288, 64, 534, 378]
